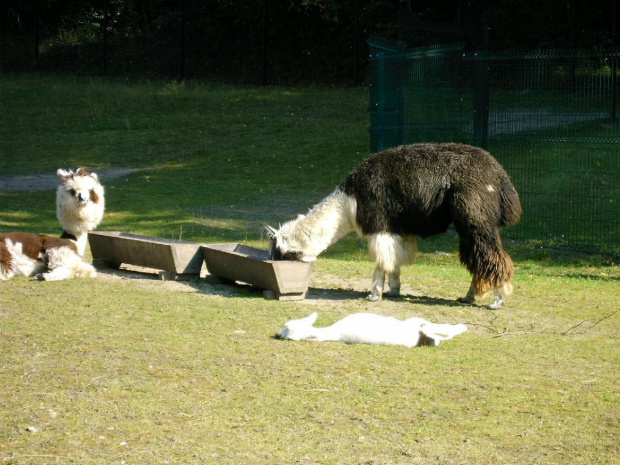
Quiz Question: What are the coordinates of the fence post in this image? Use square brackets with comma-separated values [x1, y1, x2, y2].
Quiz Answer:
[180, 0, 185, 80]
[396, 56, 404, 146]
[262, 0, 268, 86]
[34, 0, 39, 71]
[473, 26, 490, 149]
[353, 0, 358, 85]
[373, 56, 387, 152]
[612, 0, 617, 123]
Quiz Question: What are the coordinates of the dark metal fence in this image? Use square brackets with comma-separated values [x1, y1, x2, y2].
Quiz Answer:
[0, 0, 367, 85]
[368, 42, 620, 252]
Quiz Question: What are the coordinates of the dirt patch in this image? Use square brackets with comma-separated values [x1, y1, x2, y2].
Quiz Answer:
[92, 263, 464, 316]
[0, 168, 142, 191]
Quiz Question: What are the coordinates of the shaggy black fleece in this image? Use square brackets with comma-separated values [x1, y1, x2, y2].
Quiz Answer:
[340, 143, 522, 294]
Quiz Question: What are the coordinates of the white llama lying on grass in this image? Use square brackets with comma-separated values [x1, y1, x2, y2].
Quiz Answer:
[0, 167, 105, 281]
[276, 312, 468, 347]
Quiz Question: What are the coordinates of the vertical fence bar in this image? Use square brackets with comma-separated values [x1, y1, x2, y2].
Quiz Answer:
[612, 0, 617, 123]
[34, 0, 39, 71]
[102, 0, 108, 76]
[374, 56, 387, 152]
[262, 0, 267, 86]
[353, 0, 358, 85]
[180, 0, 185, 80]
[473, 27, 490, 149]
[396, 57, 404, 146]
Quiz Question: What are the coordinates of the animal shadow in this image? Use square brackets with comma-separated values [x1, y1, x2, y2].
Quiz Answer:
[307, 287, 464, 307]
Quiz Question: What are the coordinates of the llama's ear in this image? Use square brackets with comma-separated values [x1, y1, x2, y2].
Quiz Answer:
[262, 225, 280, 240]
[57, 168, 73, 184]
[75, 167, 94, 178]
[306, 312, 318, 325]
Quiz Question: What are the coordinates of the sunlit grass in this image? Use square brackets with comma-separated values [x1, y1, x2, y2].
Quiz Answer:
[0, 75, 618, 464]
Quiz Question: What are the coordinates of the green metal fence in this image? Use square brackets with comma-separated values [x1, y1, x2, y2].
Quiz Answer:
[368, 41, 620, 252]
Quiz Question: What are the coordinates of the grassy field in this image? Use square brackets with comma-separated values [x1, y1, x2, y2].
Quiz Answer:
[1, 75, 619, 464]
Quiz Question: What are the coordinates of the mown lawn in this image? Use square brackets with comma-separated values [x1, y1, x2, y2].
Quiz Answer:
[0, 75, 618, 464]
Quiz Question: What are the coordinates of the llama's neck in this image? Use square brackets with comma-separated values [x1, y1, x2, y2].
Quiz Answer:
[287, 189, 358, 260]
[57, 204, 103, 257]
[300, 324, 342, 342]
[61, 230, 89, 256]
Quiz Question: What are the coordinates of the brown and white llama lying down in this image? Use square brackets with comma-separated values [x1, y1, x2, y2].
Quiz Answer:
[0, 168, 105, 281]
[276, 312, 467, 347]
[265, 143, 522, 309]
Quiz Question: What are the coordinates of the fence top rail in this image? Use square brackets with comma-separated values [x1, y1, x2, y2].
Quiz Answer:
[460, 48, 620, 61]
[368, 42, 464, 61]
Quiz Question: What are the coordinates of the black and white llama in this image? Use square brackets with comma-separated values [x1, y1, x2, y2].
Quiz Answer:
[265, 143, 522, 309]
[0, 167, 105, 281]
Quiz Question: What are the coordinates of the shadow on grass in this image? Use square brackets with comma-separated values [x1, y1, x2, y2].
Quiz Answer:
[307, 287, 464, 307]
[192, 280, 466, 308]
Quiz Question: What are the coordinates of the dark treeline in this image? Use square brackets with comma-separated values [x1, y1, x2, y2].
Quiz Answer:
[1, 0, 618, 84]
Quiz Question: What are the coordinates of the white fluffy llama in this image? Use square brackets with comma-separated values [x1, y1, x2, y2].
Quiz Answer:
[276, 312, 468, 347]
[0, 167, 105, 281]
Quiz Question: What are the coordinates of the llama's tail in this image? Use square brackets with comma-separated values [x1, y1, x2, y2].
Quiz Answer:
[498, 176, 523, 228]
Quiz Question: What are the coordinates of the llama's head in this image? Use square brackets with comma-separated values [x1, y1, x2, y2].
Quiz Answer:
[276, 312, 318, 340]
[263, 217, 310, 262]
[56, 167, 105, 235]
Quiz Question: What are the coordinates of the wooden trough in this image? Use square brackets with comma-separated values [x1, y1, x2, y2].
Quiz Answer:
[88, 231, 204, 281]
[201, 243, 314, 300]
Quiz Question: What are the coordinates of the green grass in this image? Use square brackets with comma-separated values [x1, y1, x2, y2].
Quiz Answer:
[1, 75, 619, 464]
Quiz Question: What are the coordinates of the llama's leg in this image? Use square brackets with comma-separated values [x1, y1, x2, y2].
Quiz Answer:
[36, 267, 73, 281]
[37, 247, 95, 281]
[459, 279, 507, 309]
[74, 262, 97, 278]
[367, 233, 415, 301]
[368, 266, 385, 301]
[455, 222, 514, 308]
[385, 268, 401, 297]
[421, 322, 468, 341]
[385, 235, 416, 297]
[458, 276, 477, 304]
[489, 290, 505, 310]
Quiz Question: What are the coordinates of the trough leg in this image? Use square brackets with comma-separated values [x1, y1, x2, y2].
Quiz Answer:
[368, 266, 385, 301]
[159, 271, 197, 281]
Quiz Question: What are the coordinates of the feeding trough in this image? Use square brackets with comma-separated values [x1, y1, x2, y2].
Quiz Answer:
[201, 243, 314, 300]
[88, 231, 204, 280]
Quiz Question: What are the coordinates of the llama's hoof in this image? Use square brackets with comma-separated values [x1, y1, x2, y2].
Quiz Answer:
[457, 296, 473, 305]
[384, 290, 401, 299]
[488, 299, 504, 310]
[366, 293, 381, 302]
[34, 273, 45, 281]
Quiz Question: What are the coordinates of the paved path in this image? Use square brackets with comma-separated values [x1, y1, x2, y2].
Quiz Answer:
[0, 168, 140, 191]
